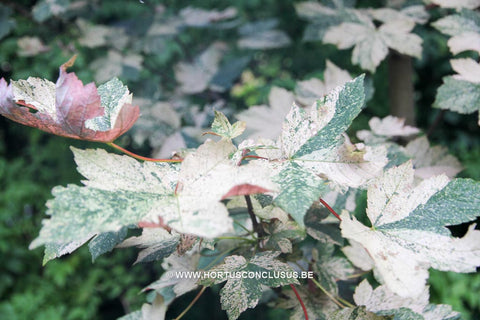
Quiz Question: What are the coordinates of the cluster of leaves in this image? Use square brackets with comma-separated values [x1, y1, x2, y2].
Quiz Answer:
[1, 0, 480, 319]
[2, 56, 480, 319]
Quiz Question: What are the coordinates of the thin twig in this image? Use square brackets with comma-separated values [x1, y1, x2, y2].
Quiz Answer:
[290, 284, 309, 320]
[107, 142, 182, 163]
[173, 286, 207, 320]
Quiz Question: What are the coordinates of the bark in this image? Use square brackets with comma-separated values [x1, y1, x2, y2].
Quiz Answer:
[388, 52, 416, 126]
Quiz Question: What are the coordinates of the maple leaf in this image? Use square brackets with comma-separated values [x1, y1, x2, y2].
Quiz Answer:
[405, 136, 462, 180]
[199, 251, 299, 320]
[341, 162, 480, 298]
[432, 9, 480, 55]
[266, 76, 387, 225]
[323, 11, 422, 72]
[434, 58, 480, 125]
[206, 110, 246, 140]
[116, 228, 180, 264]
[0, 56, 139, 142]
[29, 139, 276, 256]
[353, 279, 461, 320]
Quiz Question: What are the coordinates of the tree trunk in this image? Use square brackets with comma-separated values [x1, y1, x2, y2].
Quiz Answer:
[388, 52, 416, 126]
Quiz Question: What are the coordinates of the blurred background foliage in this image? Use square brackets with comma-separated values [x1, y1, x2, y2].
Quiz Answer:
[0, 0, 479, 319]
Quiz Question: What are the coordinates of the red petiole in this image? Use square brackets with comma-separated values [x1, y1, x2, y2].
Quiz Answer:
[290, 284, 309, 320]
[107, 142, 183, 163]
[319, 198, 342, 221]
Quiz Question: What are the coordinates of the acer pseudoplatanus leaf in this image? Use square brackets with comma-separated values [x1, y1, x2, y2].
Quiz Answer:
[0, 56, 139, 142]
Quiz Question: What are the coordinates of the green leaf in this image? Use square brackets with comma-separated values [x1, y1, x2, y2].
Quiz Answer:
[209, 111, 246, 140]
[88, 227, 129, 262]
[341, 162, 480, 298]
[32, 0, 70, 23]
[0, 5, 15, 40]
[199, 251, 299, 320]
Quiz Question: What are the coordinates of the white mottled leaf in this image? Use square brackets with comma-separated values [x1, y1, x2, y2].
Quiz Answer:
[238, 30, 291, 49]
[174, 42, 227, 94]
[12, 77, 57, 120]
[357, 116, 419, 144]
[85, 78, 132, 131]
[236, 87, 294, 140]
[354, 279, 461, 320]
[405, 136, 462, 180]
[448, 32, 480, 55]
[117, 228, 179, 264]
[451, 58, 480, 83]
[199, 251, 299, 320]
[324, 11, 422, 72]
[179, 7, 237, 27]
[430, 0, 480, 10]
[30, 139, 277, 253]
[209, 110, 246, 140]
[341, 162, 480, 297]
[146, 252, 200, 297]
[434, 75, 480, 126]
[295, 60, 352, 106]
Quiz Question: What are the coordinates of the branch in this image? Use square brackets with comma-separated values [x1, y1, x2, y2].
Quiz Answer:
[245, 195, 266, 239]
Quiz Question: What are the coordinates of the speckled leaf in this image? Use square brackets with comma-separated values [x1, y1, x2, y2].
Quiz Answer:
[312, 242, 355, 295]
[0, 57, 139, 142]
[85, 78, 133, 131]
[263, 220, 306, 253]
[273, 162, 328, 226]
[209, 111, 246, 140]
[199, 251, 298, 320]
[43, 234, 94, 265]
[276, 285, 338, 320]
[329, 307, 387, 320]
[283, 75, 365, 158]
[89, 227, 128, 262]
[117, 228, 179, 264]
[31, 139, 276, 254]
[432, 9, 480, 54]
[341, 162, 480, 297]
[434, 76, 480, 125]
[354, 279, 460, 320]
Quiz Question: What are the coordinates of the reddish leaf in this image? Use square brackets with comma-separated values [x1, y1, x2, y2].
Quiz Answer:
[221, 183, 270, 200]
[0, 56, 139, 142]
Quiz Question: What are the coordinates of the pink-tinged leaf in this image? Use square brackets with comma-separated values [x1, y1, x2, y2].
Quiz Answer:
[221, 184, 270, 200]
[0, 56, 139, 142]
